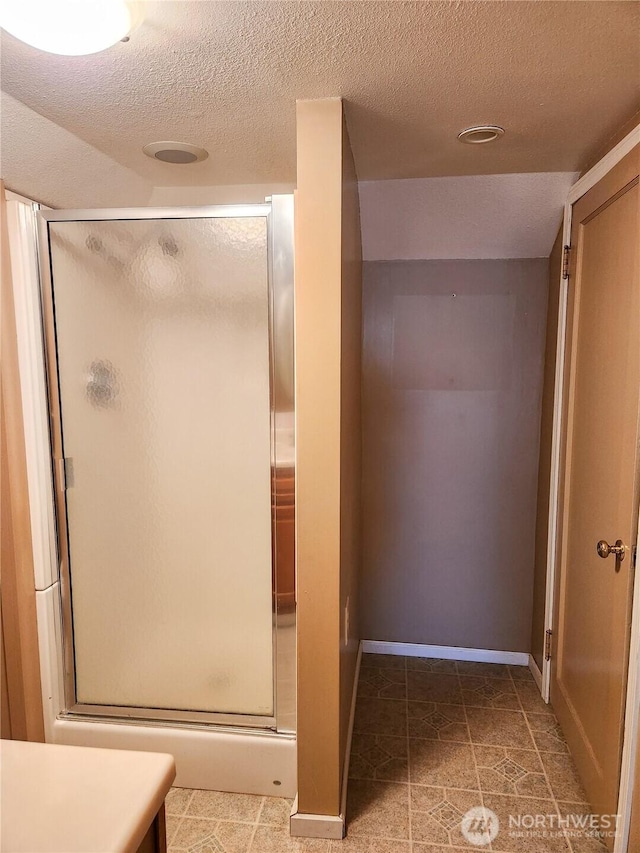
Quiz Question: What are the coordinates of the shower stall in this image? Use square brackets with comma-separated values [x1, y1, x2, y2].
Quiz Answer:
[11, 195, 296, 794]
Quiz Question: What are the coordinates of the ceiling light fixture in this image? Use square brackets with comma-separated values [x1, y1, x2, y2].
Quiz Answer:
[0, 0, 139, 56]
[143, 141, 209, 165]
[457, 125, 505, 144]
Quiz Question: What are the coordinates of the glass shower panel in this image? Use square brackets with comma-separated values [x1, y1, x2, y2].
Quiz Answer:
[48, 216, 274, 717]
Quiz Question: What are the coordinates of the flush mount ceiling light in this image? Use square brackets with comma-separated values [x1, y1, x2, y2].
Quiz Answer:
[143, 141, 209, 165]
[457, 125, 505, 144]
[0, 0, 139, 56]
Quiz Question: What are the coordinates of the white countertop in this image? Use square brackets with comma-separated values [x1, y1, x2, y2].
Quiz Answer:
[0, 740, 176, 853]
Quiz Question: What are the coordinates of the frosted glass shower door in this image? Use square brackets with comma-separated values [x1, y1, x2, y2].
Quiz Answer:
[45, 212, 274, 720]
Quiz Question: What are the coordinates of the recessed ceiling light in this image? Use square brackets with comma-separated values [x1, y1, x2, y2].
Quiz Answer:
[457, 125, 505, 144]
[143, 141, 209, 165]
[0, 0, 139, 56]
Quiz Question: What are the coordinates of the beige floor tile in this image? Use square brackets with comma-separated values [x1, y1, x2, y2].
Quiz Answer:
[513, 681, 554, 714]
[259, 797, 294, 826]
[557, 801, 608, 853]
[462, 693, 522, 712]
[410, 782, 478, 811]
[252, 824, 329, 851]
[508, 665, 535, 682]
[473, 744, 541, 769]
[409, 739, 478, 789]
[412, 846, 476, 852]
[472, 744, 552, 800]
[165, 815, 182, 846]
[459, 676, 520, 710]
[171, 816, 219, 849]
[525, 713, 569, 754]
[358, 666, 407, 700]
[407, 672, 464, 705]
[525, 712, 566, 734]
[187, 789, 264, 822]
[361, 654, 406, 670]
[410, 786, 482, 848]
[539, 753, 588, 803]
[476, 762, 525, 796]
[166, 787, 195, 816]
[409, 807, 451, 845]
[408, 701, 469, 742]
[477, 766, 552, 801]
[555, 799, 593, 812]
[214, 821, 256, 853]
[465, 707, 535, 749]
[567, 836, 609, 853]
[346, 779, 410, 839]
[354, 697, 408, 737]
[349, 733, 409, 782]
[406, 657, 457, 674]
[455, 661, 510, 679]
[555, 799, 613, 849]
[329, 838, 410, 852]
[531, 730, 571, 754]
[344, 656, 593, 853]
[481, 794, 570, 852]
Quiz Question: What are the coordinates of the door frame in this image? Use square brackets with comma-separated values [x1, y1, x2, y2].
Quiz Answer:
[543, 124, 640, 853]
[38, 204, 280, 729]
[9, 196, 298, 734]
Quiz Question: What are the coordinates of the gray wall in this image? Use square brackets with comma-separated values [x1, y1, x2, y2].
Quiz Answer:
[361, 259, 548, 652]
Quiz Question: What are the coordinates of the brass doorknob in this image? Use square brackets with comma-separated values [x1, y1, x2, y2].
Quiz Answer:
[596, 539, 625, 561]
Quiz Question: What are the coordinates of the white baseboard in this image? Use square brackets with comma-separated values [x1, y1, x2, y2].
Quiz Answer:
[361, 640, 529, 667]
[528, 654, 543, 692]
[289, 795, 345, 840]
[290, 641, 362, 840]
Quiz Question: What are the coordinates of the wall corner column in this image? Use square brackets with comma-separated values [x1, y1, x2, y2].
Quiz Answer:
[293, 98, 363, 832]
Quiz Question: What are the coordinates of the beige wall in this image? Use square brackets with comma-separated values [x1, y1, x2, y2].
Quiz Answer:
[147, 183, 295, 207]
[295, 98, 362, 818]
[530, 228, 563, 669]
[339, 115, 363, 781]
[361, 259, 548, 652]
[0, 181, 45, 742]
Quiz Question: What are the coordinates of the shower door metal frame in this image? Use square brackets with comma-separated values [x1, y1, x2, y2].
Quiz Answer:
[36, 200, 295, 732]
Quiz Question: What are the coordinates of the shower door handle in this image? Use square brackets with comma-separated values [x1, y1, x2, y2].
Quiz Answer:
[59, 457, 74, 490]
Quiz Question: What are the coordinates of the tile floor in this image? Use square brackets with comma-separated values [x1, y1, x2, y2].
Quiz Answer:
[166, 654, 606, 853]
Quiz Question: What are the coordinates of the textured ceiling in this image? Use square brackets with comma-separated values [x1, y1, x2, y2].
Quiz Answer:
[1, 1, 639, 187]
[1, 91, 154, 207]
[359, 173, 578, 260]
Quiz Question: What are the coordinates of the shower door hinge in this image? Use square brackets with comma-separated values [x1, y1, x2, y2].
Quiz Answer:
[562, 245, 571, 280]
[545, 629, 553, 661]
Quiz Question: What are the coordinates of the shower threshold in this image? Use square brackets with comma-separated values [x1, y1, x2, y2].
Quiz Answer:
[61, 705, 277, 730]
[49, 714, 296, 797]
